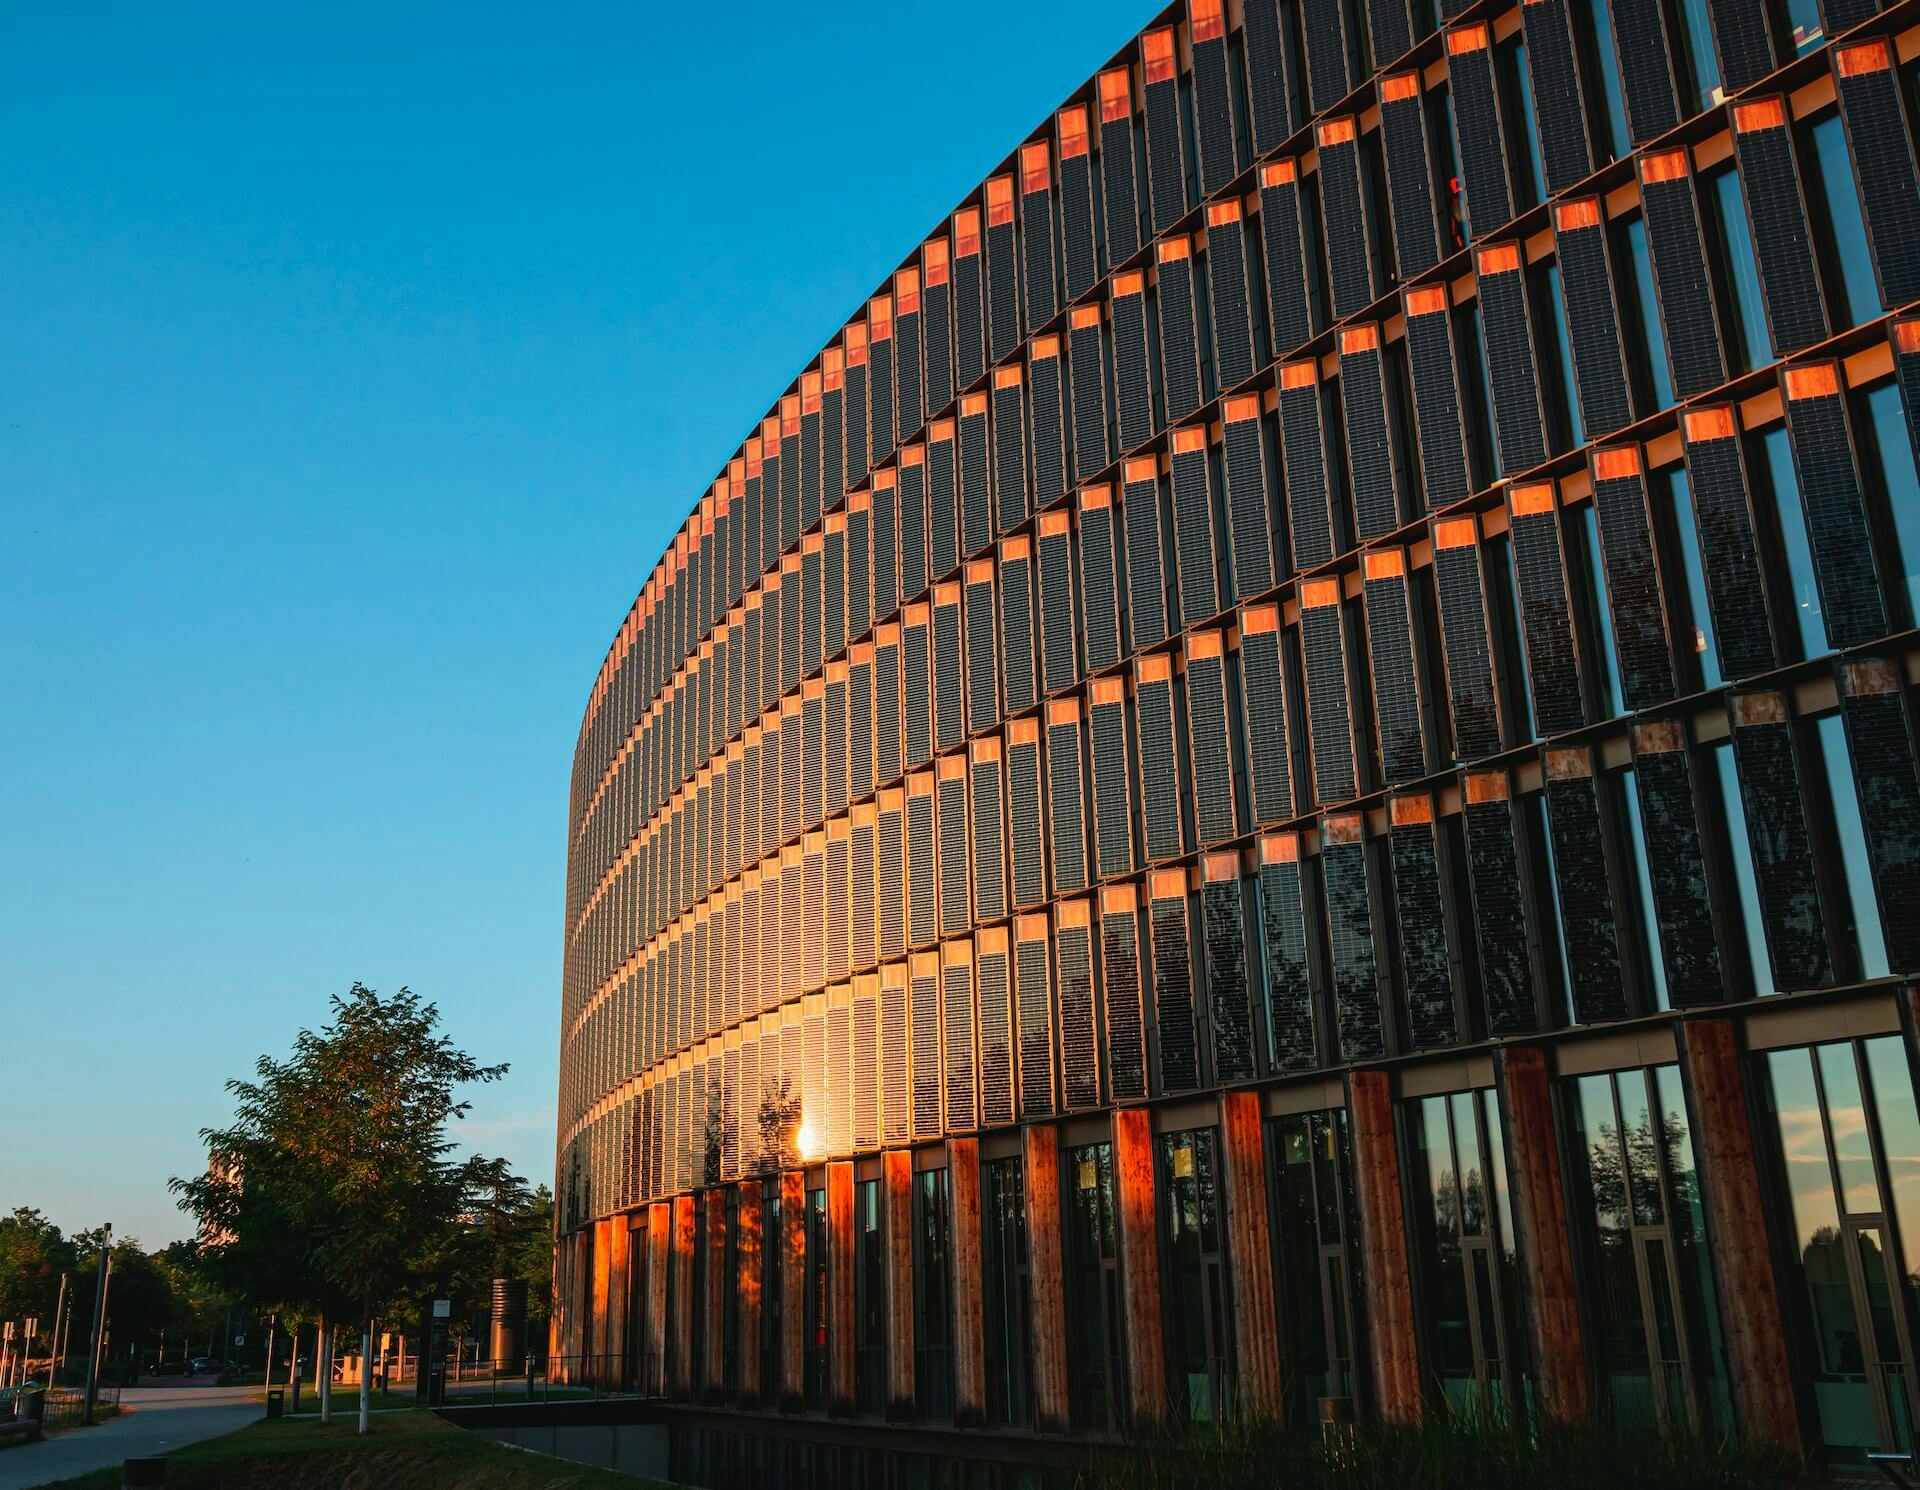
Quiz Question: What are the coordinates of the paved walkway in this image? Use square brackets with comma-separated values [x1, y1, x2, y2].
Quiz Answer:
[0, 1384, 258, 1490]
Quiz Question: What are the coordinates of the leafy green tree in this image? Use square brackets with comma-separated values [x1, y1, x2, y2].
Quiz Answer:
[0, 1208, 76, 1325]
[173, 983, 506, 1432]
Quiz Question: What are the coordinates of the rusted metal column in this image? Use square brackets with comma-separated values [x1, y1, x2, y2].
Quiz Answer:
[780, 1169, 807, 1410]
[884, 1149, 916, 1420]
[645, 1203, 670, 1395]
[1348, 1070, 1421, 1421]
[735, 1178, 764, 1405]
[573, 1227, 592, 1373]
[1112, 1106, 1166, 1425]
[1680, 1018, 1805, 1452]
[828, 1160, 857, 1415]
[1498, 1047, 1589, 1423]
[1022, 1123, 1071, 1432]
[1219, 1091, 1286, 1421]
[948, 1138, 987, 1426]
[704, 1191, 729, 1400]
[669, 1195, 695, 1400]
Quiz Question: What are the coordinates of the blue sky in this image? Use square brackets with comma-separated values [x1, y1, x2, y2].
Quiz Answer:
[0, 1, 1131, 1246]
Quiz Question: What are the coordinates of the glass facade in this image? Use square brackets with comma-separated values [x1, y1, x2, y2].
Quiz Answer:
[545, 0, 1920, 1467]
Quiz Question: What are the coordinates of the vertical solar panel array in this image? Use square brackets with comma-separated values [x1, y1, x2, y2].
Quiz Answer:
[1727, 692, 1829, 991]
[1543, 748, 1626, 1023]
[1150, 869, 1201, 1093]
[1838, 661, 1920, 971]
[1135, 654, 1185, 862]
[999, 538, 1037, 717]
[1389, 795, 1459, 1049]
[1102, 884, 1149, 1100]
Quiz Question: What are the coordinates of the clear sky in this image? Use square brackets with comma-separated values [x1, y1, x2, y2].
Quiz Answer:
[0, 1, 1133, 1247]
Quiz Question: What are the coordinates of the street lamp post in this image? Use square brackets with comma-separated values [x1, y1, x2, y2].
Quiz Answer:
[82, 1227, 112, 1426]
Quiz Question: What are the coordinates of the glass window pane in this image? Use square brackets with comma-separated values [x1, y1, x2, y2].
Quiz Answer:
[1866, 1037, 1920, 1286]
[1617, 1068, 1665, 1227]
[1820, 1043, 1883, 1215]
[1452, 1091, 1488, 1237]
[1657, 1064, 1733, 1428]
[1807, 114, 1879, 331]
[1711, 742, 1773, 995]
[1660, 465, 1719, 686]
[1585, 0, 1633, 163]
[1411, 1096, 1474, 1379]
[1818, 714, 1890, 977]
[1708, 166, 1772, 375]
[1865, 381, 1920, 624]
[1626, 215, 1674, 412]
[1759, 424, 1829, 658]
[1765, 1047, 1864, 1382]
[1581, 505, 1628, 717]
[1620, 767, 1671, 1010]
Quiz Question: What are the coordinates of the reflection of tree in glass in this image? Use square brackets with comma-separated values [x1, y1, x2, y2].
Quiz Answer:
[754, 1076, 801, 1175]
[697, 1079, 724, 1187]
[1583, 1109, 1696, 1232]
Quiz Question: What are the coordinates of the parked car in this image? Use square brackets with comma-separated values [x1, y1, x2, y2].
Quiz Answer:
[145, 1359, 192, 1377]
[188, 1358, 234, 1375]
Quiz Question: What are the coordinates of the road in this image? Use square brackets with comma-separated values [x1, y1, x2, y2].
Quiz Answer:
[0, 1384, 258, 1490]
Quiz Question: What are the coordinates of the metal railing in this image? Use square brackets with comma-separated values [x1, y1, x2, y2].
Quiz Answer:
[0, 1383, 121, 1432]
[435, 1353, 665, 1407]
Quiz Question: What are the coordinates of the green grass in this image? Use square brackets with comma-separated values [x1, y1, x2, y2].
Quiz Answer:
[33, 1409, 677, 1490]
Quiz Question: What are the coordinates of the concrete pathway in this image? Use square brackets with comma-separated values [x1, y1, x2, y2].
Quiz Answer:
[0, 1384, 258, 1490]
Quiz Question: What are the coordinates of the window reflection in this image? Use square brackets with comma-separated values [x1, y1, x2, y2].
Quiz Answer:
[1161, 1128, 1231, 1422]
[1269, 1109, 1361, 1412]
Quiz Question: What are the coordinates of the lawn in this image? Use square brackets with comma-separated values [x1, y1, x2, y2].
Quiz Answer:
[35, 1409, 676, 1490]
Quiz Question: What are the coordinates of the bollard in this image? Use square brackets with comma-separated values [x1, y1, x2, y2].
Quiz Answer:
[122, 1457, 167, 1487]
[265, 1389, 284, 1419]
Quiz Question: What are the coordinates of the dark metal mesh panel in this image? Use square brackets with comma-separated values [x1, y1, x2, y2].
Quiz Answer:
[1068, 316, 1112, 483]
[1124, 469, 1171, 651]
[1102, 897, 1149, 1100]
[1001, 548, 1037, 716]
[1136, 666, 1186, 861]
[1048, 711, 1090, 894]
[1259, 167, 1315, 358]
[939, 772, 971, 940]
[1728, 700, 1830, 990]
[1633, 731, 1725, 1005]
[1186, 644, 1238, 842]
[1544, 757, 1627, 1022]
[1390, 812, 1458, 1048]
[1206, 212, 1256, 391]
[1090, 688, 1137, 877]
[1590, 455, 1677, 710]
[1362, 561, 1425, 783]
[1157, 252, 1205, 426]
[943, 957, 978, 1133]
[1300, 597, 1356, 803]
[965, 572, 1001, 736]
[911, 961, 944, 1139]
[1009, 733, 1048, 908]
[1112, 283, 1157, 451]
[1015, 929, 1056, 1117]
[1151, 883, 1201, 1092]
[1321, 829, 1384, 1058]
[1781, 372, 1887, 650]
[1172, 438, 1222, 625]
[1379, 81, 1442, 278]
[1554, 209, 1635, 439]
[1340, 335, 1402, 541]
[973, 754, 1008, 924]
[1518, 0, 1595, 194]
[1731, 107, 1830, 357]
[1056, 916, 1101, 1110]
[1039, 520, 1080, 695]
[1239, 620, 1295, 825]
[1506, 491, 1586, 736]
[978, 944, 1015, 1128]
[993, 377, 1031, 534]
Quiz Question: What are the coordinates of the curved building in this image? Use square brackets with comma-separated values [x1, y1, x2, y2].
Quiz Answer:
[556, 0, 1920, 1475]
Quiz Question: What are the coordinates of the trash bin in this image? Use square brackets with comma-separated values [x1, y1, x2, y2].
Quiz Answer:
[265, 1389, 284, 1420]
[123, 1458, 168, 1487]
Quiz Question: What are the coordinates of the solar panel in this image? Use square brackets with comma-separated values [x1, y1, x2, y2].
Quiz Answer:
[1445, 26, 1514, 238]
[1222, 396, 1276, 598]
[1832, 40, 1920, 310]
[1098, 67, 1142, 266]
[910, 953, 944, 1139]
[1301, 0, 1353, 114]
[1505, 483, 1586, 736]
[1518, 0, 1596, 195]
[1030, 339, 1068, 514]
[1588, 446, 1676, 710]
[1008, 719, 1048, 908]
[1058, 106, 1100, 303]
[923, 237, 955, 421]
[1474, 244, 1549, 476]
[1603, 0, 1681, 142]
[1101, 884, 1149, 1100]
[972, 741, 1008, 925]
[1171, 426, 1222, 625]
[938, 759, 972, 940]
[1205, 201, 1256, 391]
[1632, 722, 1725, 1004]
[1190, 0, 1238, 195]
[1000, 538, 1037, 716]
[1279, 361, 1335, 569]
[895, 270, 926, 446]
[1111, 273, 1156, 452]
[1339, 325, 1404, 542]
[907, 773, 938, 950]
[1361, 549, 1425, 784]
[1015, 917, 1056, 1118]
[1377, 73, 1442, 279]
[1150, 870, 1200, 1093]
[1543, 748, 1626, 1022]
[1037, 512, 1080, 695]
[1389, 796, 1459, 1049]
[987, 176, 1023, 365]
[1258, 161, 1315, 360]
[1299, 580, 1357, 804]
[1135, 654, 1186, 861]
[960, 393, 993, 558]
[1321, 815, 1385, 1058]
[1242, 0, 1297, 157]
[898, 448, 929, 606]
[1780, 363, 1887, 649]
[1047, 699, 1090, 894]
[992, 366, 1031, 535]
[1238, 605, 1295, 825]
[1430, 518, 1503, 761]
[1088, 677, 1138, 878]
[1730, 100, 1830, 357]
[1020, 142, 1060, 331]
[1068, 308, 1112, 483]
[976, 931, 1015, 1128]
[1122, 459, 1170, 650]
[954, 208, 987, 392]
[943, 944, 979, 1133]
[1838, 661, 1920, 972]
[1142, 29, 1189, 235]
[1186, 631, 1238, 844]
[1055, 902, 1101, 1110]
[1726, 693, 1829, 990]
[1315, 119, 1378, 319]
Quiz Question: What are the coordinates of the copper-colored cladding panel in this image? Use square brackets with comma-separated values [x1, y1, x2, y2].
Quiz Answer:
[780, 1169, 808, 1409]
[1499, 1047, 1588, 1423]
[735, 1178, 764, 1404]
[1219, 1090, 1286, 1419]
[948, 1136, 987, 1425]
[589, 1217, 612, 1379]
[646, 1203, 670, 1395]
[606, 1216, 632, 1389]
[884, 1148, 916, 1418]
[1112, 1106, 1167, 1422]
[705, 1192, 730, 1398]
[1022, 1122, 1071, 1432]
[1680, 1019, 1806, 1452]
[828, 1160, 857, 1414]
[670, 1195, 696, 1399]
[1349, 1071, 1421, 1420]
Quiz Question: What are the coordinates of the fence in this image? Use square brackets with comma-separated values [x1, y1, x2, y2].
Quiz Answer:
[0, 1383, 122, 1432]
[437, 1353, 664, 1407]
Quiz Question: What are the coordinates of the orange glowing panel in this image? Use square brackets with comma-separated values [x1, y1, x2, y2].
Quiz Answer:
[1510, 483, 1556, 515]
[822, 347, 844, 390]
[1123, 455, 1158, 484]
[1478, 243, 1521, 275]
[1837, 38, 1892, 73]
[1059, 104, 1091, 159]
[869, 294, 893, 341]
[1325, 813, 1364, 845]
[1318, 118, 1356, 146]
[1639, 149, 1689, 184]
[1556, 199, 1601, 231]
[961, 391, 987, 417]
[1391, 794, 1432, 825]
[1381, 72, 1419, 101]
[1137, 653, 1173, 683]
[1021, 141, 1051, 194]
[1002, 534, 1031, 560]
[1157, 235, 1192, 262]
[900, 443, 925, 468]
[896, 268, 920, 314]
[1435, 517, 1478, 549]
[1734, 98, 1786, 132]
[1243, 603, 1280, 635]
[929, 417, 954, 442]
[846, 322, 868, 364]
[1192, 0, 1225, 41]
[1057, 897, 1091, 929]
[1203, 851, 1239, 882]
[1447, 23, 1489, 51]
[1114, 269, 1145, 297]
[1281, 360, 1317, 389]
[995, 364, 1023, 390]
[1406, 284, 1449, 316]
[1301, 578, 1341, 608]
[1091, 675, 1126, 704]
[1102, 882, 1138, 915]
[1207, 199, 1242, 226]
[1593, 446, 1641, 480]
[1895, 321, 1920, 354]
[954, 207, 981, 258]
[1684, 407, 1736, 441]
[1031, 334, 1061, 361]
[1143, 28, 1176, 84]
[1071, 303, 1102, 329]
[1785, 364, 1839, 399]
[1465, 771, 1509, 803]
[1009, 716, 1039, 745]
[1188, 629, 1224, 659]
[1341, 324, 1379, 354]
[1048, 697, 1081, 726]
[1151, 868, 1188, 901]
[1171, 425, 1207, 454]
[987, 176, 1015, 227]
[1363, 549, 1405, 579]
[1260, 159, 1297, 186]
[1099, 67, 1132, 122]
[1038, 510, 1069, 537]
[1224, 393, 1261, 423]
[1080, 483, 1112, 509]
[802, 370, 822, 413]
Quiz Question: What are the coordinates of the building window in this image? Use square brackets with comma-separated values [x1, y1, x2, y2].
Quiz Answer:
[913, 1167, 954, 1420]
[1067, 1139, 1127, 1431]
[1563, 1064, 1730, 1430]
[1813, 714, 1890, 979]
[1703, 164, 1773, 376]
[1268, 1109, 1362, 1412]
[983, 1155, 1033, 1428]
[1759, 1035, 1920, 1456]
[690, 1201, 707, 1395]
[1161, 1127, 1232, 1422]
[854, 1177, 886, 1415]
[1404, 1088, 1529, 1419]
[721, 1191, 739, 1397]
[805, 1186, 828, 1410]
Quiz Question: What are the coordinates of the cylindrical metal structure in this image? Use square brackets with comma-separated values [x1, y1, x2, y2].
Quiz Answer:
[488, 1277, 527, 1370]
